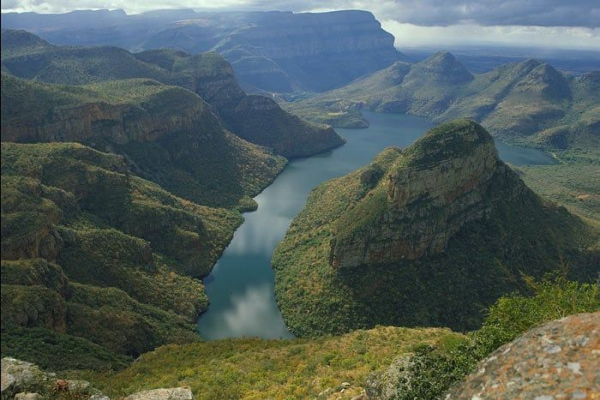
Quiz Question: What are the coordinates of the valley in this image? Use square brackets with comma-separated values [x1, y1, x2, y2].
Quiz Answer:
[1, 6, 599, 400]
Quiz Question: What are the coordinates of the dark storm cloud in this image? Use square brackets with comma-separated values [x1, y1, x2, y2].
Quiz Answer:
[3, 0, 599, 28]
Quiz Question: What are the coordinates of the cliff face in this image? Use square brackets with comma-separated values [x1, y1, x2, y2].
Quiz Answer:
[329, 122, 512, 268]
[1, 33, 345, 159]
[2, 10, 405, 93]
[217, 11, 404, 92]
[1, 97, 208, 145]
[273, 120, 596, 337]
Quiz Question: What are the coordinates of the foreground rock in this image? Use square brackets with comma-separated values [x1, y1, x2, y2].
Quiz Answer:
[0, 358, 106, 399]
[125, 388, 194, 400]
[447, 312, 600, 399]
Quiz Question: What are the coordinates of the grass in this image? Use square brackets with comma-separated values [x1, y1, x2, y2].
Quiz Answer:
[89, 326, 463, 399]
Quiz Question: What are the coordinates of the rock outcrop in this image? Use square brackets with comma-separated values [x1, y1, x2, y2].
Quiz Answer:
[125, 388, 195, 400]
[329, 120, 520, 268]
[1, 358, 107, 399]
[447, 312, 600, 399]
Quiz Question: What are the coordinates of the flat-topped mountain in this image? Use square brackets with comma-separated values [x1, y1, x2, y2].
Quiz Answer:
[289, 53, 599, 151]
[273, 120, 598, 336]
[1, 30, 344, 158]
[1, 10, 406, 93]
[1, 74, 286, 211]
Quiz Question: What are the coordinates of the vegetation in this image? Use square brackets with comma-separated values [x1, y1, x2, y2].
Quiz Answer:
[272, 122, 598, 337]
[1, 73, 288, 210]
[90, 326, 462, 399]
[287, 53, 599, 154]
[1, 142, 244, 369]
[1, 29, 345, 159]
[372, 274, 600, 399]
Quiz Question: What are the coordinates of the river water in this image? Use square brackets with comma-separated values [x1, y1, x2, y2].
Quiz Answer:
[196, 112, 556, 340]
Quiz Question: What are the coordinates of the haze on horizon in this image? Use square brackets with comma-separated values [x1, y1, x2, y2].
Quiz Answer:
[2, 0, 600, 50]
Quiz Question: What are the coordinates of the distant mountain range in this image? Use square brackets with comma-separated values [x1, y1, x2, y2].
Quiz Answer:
[288, 52, 599, 151]
[1, 9, 406, 93]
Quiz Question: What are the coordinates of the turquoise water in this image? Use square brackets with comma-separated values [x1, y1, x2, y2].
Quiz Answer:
[196, 112, 556, 340]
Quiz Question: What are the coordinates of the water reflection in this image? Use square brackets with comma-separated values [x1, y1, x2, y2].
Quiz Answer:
[197, 111, 555, 340]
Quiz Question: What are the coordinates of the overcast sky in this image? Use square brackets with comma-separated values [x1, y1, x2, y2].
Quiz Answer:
[3, 0, 600, 49]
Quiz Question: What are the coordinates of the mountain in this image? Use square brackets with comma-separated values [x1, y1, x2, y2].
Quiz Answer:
[1, 141, 244, 368]
[1, 30, 344, 158]
[272, 120, 598, 336]
[1, 74, 287, 211]
[288, 53, 600, 151]
[1, 10, 406, 93]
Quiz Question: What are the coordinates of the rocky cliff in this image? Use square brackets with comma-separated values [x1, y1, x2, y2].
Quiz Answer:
[1, 31, 345, 158]
[214, 10, 404, 92]
[273, 120, 597, 336]
[329, 121, 516, 268]
[2, 10, 405, 93]
[1, 74, 287, 209]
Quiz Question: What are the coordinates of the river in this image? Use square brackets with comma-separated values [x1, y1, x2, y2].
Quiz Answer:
[196, 112, 556, 340]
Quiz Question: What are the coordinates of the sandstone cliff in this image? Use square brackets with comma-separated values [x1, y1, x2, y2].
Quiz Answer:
[1, 32, 345, 159]
[2, 10, 405, 93]
[329, 121, 522, 268]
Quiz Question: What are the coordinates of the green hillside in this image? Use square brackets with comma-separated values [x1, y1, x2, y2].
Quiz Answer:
[1, 30, 345, 158]
[1, 73, 287, 211]
[1, 142, 251, 369]
[287, 53, 599, 151]
[272, 120, 598, 337]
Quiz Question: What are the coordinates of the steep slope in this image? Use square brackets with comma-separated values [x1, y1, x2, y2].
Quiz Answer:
[1, 74, 286, 210]
[2, 10, 406, 93]
[289, 53, 599, 151]
[1, 141, 246, 369]
[1, 30, 344, 158]
[272, 120, 598, 336]
[134, 49, 345, 158]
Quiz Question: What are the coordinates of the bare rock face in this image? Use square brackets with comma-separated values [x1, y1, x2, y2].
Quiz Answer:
[125, 387, 195, 400]
[446, 312, 600, 399]
[329, 120, 527, 269]
[1, 93, 211, 146]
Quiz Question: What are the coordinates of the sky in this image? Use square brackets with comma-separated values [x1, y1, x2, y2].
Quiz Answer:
[2, 0, 600, 50]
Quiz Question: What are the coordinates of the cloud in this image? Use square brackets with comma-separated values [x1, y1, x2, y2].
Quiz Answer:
[3, 0, 599, 28]
[383, 21, 600, 50]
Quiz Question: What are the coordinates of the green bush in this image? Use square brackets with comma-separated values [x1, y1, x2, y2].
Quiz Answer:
[385, 274, 599, 400]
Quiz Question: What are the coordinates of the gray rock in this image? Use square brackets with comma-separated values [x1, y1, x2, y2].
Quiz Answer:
[1, 358, 49, 397]
[125, 387, 194, 400]
[15, 393, 42, 400]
